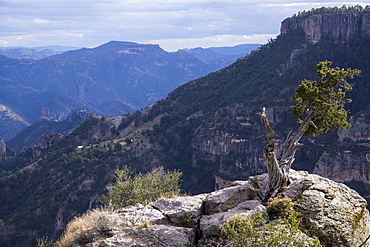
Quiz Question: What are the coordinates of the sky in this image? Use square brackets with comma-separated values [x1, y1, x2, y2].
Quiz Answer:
[0, 1, 368, 52]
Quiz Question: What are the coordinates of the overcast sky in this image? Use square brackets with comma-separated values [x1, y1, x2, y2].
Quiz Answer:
[0, 1, 368, 51]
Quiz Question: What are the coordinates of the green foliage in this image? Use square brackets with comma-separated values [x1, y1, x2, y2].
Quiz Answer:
[36, 236, 53, 247]
[221, 212, 265, 244]
[218, 197, 321, 246]
[0, 219, 5, 227]
[101, 166, 182, 208]
[286, 5, 370, 20]
[219, 211, 321, 247]
[179, 212, 195, 227]
[290, 60, 360, 136]
[266, 197, 295, 220]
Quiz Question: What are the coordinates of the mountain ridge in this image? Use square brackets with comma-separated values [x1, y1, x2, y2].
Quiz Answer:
[0, 41, 214, 140]
[0, 41, 260, 142]
[281, 8, 370, 43]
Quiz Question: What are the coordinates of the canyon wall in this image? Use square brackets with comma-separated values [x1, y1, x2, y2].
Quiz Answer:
[281, 12, 370, 43]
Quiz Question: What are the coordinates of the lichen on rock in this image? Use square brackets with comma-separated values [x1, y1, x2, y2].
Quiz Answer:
[57, 170, 370, 247]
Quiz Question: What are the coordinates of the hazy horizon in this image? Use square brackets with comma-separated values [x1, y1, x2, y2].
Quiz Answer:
[1, 1, 368, 51]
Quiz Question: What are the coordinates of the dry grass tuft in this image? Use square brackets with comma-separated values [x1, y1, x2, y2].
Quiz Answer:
[55, 208, 111, 247]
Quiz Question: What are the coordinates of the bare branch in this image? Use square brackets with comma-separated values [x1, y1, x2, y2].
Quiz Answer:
[261, 108, 314, 199]
[261, 107, 284, 198]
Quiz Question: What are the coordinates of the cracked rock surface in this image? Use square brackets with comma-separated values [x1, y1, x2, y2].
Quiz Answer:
[82, 170, 370, 247]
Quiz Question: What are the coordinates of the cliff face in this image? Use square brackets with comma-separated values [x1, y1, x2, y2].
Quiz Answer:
[0, 138, 6, 157]
[281, 12, 370, 43]
[312, 114, 370, 191]
[338, 115, 370, 142]
[190, 106, 289, 185]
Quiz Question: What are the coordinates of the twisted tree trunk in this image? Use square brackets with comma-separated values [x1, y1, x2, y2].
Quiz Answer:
[261, 107, 313, 199]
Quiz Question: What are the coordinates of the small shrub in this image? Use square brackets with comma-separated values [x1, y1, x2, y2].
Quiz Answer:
[266, 197, 295, 220]
[36, 236, 53, 247]
[179, 212, 195, 227]
[219, 211, 322, 247]
[101, 166, 182, 208]
[220, 212, 266, 245]
[94, 215, 113, 237]
[55, 208, 111, 247]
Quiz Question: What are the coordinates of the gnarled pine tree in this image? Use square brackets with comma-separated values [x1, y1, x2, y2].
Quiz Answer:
[261, 61, 360, 199]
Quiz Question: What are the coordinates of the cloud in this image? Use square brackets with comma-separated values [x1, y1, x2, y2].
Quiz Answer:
[0, 0, 368, 49]
[261, 1, 369, 8]
[148, 34, 276, 51]
[0, 31, 84, 47]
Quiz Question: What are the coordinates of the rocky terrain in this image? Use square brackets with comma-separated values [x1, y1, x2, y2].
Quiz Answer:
[57, 170, 370, 247]
[281, 11, 370, 43]
[6, 109, 96, 154]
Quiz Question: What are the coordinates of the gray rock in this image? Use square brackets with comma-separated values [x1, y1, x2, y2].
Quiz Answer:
[90, 225, 195, 247]
[0, 137, 6, 156]
[283, 170, 370, 247]
[142, 225, 195, 247]
[103, 204, 167, 229]
[203, 183, 259, 215]
[66, 170, 370, 247]
[281, 12, 370, 44]
[200, 200, 267, 238]
[153, 194, 206, 225]
[87, 227, 150, 247]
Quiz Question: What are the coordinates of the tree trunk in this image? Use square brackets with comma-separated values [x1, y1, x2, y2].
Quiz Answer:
[261, 107, 313, 199]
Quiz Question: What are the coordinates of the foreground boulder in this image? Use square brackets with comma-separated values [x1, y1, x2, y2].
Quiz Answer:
[59, 170, 370, 247]
[284, 171, 370, 246]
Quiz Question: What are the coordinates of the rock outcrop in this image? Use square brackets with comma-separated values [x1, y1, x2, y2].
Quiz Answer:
[6, 109, 96, 154]
[338, 116, 370, 142]
[40, 107, 58, 121]
[61, 170, 370, 247]
[314, 150, 370, 184]
[0, 138, 6, 157]
[281, 12, 370, 44]
[22, 132, 65, 159]
[65, 109, 96, 124]
[308, 115, 370, 199]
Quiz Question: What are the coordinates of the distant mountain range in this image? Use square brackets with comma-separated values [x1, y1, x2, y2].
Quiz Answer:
[183, 44, 260, 68]
[0, 45, 80, 60]
[0, 42, 259, 141]
[0, 44, 259, 61]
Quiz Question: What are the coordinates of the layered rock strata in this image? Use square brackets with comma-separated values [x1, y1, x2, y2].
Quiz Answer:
[281, 12, 370, 43]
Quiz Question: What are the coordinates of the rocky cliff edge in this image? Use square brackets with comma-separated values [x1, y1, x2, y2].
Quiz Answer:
[57, 170, 370, 247]
[281, 12, 370, 44]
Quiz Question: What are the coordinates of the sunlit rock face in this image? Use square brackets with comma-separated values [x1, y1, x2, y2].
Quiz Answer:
[67, 170, 370, 247]
[281, 12, 370, 44]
